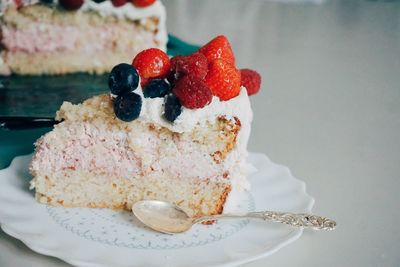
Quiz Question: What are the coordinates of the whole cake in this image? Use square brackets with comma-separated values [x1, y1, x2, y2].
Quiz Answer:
[0, 0, 167, 75]
[30, 36, 262, 218]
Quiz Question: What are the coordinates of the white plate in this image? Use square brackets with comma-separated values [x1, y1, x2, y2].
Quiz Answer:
[0, 153, 314, 267]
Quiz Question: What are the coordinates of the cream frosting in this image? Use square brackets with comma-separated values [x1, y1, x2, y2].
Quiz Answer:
[139, 88, 252, 139]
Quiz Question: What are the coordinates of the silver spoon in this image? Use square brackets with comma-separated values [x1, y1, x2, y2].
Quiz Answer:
[132, 200, 336, 234]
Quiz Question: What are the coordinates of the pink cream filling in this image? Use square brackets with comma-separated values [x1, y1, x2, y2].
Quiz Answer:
[32, 122, 226, 181]
[1, 23, 155, 53]
[1, 25, 80, 53]
[33, 124, 141, 178]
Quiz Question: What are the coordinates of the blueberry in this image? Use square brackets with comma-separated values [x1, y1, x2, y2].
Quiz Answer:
[40, 0, 53, 3]
[92, 0, 106, 2]
[108, 63, 139, 96]
[143, 79, 171, 98]
[163, 93, 182, 122]
[113, 92, 142, 122]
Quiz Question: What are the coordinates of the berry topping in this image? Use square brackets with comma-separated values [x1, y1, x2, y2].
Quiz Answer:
[13, 0, 23, 8]
[132, 48, 170, 80]
[143, 79, 171, 98]
[140, 77, 149, 88]
[109, 35, 261, 124]
[172, 75, 212, 109]
[59, 0, 84, 10]
[92, 0, 106, 3]
[164, 93, 182, 122]
[205, 59, 241, 101]
[114, 92, 142, 122]
[240, 69, 261, 96]
[198, 35, 235, 66]
[132, 0, 156, 7]
[111, 0, 127, 7]
[108, 63, 139, 96]
[168, 52, 208, 85]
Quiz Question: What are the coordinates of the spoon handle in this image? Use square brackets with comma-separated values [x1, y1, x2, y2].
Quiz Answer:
[194, 211, 336, 231]
[248, 211, 336, 230]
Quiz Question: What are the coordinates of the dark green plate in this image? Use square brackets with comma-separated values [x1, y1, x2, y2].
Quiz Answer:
[0, 34, 199, 117]
[0, 34, 199, 168]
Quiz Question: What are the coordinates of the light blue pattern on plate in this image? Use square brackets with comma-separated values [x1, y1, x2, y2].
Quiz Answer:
[46, 192, 255, 250]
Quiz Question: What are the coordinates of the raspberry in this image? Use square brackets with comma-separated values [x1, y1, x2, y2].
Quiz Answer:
[13, 0, 23, 8]
[204, 59, 241, 101]
[172, 75, 212, 109]
[198, 35, 235, 66]
[132, 0, 156, 7]
[111, 0, 127, 7]
[240, 69, 261, 96]
[59, 0, 84, 10]
[140, 77, 149, 87]
[168, 52, 208, 85]
[132, 48, 171, 80]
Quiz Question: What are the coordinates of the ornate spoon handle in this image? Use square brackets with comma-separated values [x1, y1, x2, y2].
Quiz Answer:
[247, 211, 336, 230]
[194, 211, 336, 231]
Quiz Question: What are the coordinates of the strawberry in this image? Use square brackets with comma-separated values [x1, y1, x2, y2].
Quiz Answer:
[198, 35, 235, 66]
[132, 0, 156, 7]
[204, 59, 241, 101]
[132, 48, 171, 80]
[240, 69, 261, 96]
[172, 75, 212, 109]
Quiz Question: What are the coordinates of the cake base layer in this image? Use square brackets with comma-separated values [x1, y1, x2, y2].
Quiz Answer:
[33, 171, 231, 218]
[2, 49, 145, 75]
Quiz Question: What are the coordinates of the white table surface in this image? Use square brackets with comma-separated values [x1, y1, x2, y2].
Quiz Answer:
[1, 0, 400, 266]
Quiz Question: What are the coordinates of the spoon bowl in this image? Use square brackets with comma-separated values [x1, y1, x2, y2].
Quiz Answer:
[132, 200, 194, 234]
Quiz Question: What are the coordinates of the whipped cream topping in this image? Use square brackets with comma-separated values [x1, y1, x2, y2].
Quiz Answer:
[139, 88, 252, 134]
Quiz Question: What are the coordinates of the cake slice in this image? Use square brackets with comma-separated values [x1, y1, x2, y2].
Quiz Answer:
[0, 0, 167, 75]
[30, 36, 262, 217]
